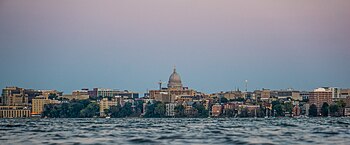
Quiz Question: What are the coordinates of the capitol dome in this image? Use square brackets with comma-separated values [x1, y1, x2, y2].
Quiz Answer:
[167, 67, 183, 90]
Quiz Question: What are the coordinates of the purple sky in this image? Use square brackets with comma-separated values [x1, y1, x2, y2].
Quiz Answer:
[0, 0, 349, 94]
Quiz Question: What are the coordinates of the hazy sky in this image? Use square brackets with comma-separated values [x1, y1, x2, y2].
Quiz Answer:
[0, 0, 349, 94]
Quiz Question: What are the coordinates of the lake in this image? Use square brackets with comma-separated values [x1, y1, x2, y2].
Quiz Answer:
[1, 118, 350, 144]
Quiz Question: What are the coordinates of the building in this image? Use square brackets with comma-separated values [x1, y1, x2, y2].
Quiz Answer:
[0, 106, 31, 118]
[340, 89, 350, 99]
[277, 89, 301, 100]
[31, 96, 60, 115]
[88, 88, 139, 99]
[1, 86, 28, 106]
[212, 103, 223, 117]
[300, 91, 310, 101]
[88, 88, 114, 98]
[309, 87, 333, 113]
[292, 105, 301, 116]
[149, 68, 196, 103]
[99, 96, 126, 116]
[166, 103, 176, 117]
[59, 94, 89, 100]
[72, 89, 89, 96]
[39, 90, 63, 99]
[113, 90, 139, 99]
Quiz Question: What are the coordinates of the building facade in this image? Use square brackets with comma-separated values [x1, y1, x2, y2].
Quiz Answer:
[309, 87, 333, 113]
[0, 106, 31, 118]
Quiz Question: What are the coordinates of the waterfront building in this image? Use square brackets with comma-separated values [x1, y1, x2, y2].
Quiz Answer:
[0, 106, 31, 118]
[31, 96, 60, 115]
[309, 87, 333, 114]
[166, 103, 176, 117]
[99, 96, 126, 116]
[293, 105, 301, 116]
[212, 103, 223, 117]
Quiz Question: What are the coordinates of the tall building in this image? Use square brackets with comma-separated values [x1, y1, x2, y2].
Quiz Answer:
[167, 67, 183, 90]
[149, 68, 196, 103]
[309, 87, 333, 113]
[1, 86, 28, 106]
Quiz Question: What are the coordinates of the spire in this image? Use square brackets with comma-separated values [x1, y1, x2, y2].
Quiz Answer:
[173, 65, 176, 73]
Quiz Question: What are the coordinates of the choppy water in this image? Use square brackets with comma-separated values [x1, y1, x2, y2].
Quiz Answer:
[1, 118, 350, 145]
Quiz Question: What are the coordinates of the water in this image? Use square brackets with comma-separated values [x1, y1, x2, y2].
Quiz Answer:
[1, 118, 350, 145]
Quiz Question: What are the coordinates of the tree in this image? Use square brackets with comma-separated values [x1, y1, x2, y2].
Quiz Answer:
[193, 103, 208, 118]
[309, 104, 318, 117]
[155, 103, 166, 117]
[174, 105, 185, 117]
[283, 102, 293, 114]
[80, 103, 99, 118]
[223, 109, 235, 117]
[336, 100, 347, 116]
[144, 101, 165, 118]
[329, 104, 339, 117]
[321, 102, 329, 117]
[48, 93, 58, 100]
[273, 104, 284, 117]
[220, 97, 229, 104]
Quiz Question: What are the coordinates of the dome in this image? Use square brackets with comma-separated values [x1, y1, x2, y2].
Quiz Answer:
[168, 67, 183, 90]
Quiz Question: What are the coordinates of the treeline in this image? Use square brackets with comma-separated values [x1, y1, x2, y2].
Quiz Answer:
[309, 100, 346, 117]
[104, 100, 143, 117]
[144, 101, 209, 118]
[42, 100, 99, 118]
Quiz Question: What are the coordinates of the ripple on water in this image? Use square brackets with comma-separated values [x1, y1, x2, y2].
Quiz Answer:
[1, 118, 350, 144]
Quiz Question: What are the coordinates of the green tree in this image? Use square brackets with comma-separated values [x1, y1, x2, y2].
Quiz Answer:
[155, 103, 166, 117]
[273, 104, 284, 117]
[48, 93, 58, 100]
[80, 103, 99, 118]
[336, 100, 346, 116]
[223, 109, 235, 117]
[144, 101, 165, 118]
[193, 103, 208, 118]
[220, 97, 229, 104]
[309, 104, 318, 117]
[283, 102, 293, 114]
[329, 104, 339, 117]
[321, 102, 329, 117]
[174, 105, 185, 117]
[110, 105, 122, 117]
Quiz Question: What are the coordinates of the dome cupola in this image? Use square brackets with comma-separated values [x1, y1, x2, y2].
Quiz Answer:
[167, 67, 183, 90]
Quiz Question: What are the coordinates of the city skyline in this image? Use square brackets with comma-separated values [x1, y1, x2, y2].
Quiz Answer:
[1, 0, 350, 94]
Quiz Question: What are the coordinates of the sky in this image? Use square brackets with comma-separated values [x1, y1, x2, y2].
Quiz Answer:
[0, 0, 349, 94]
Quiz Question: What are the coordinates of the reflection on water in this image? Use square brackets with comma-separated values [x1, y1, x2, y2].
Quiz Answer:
[1, 118, 350, 144]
